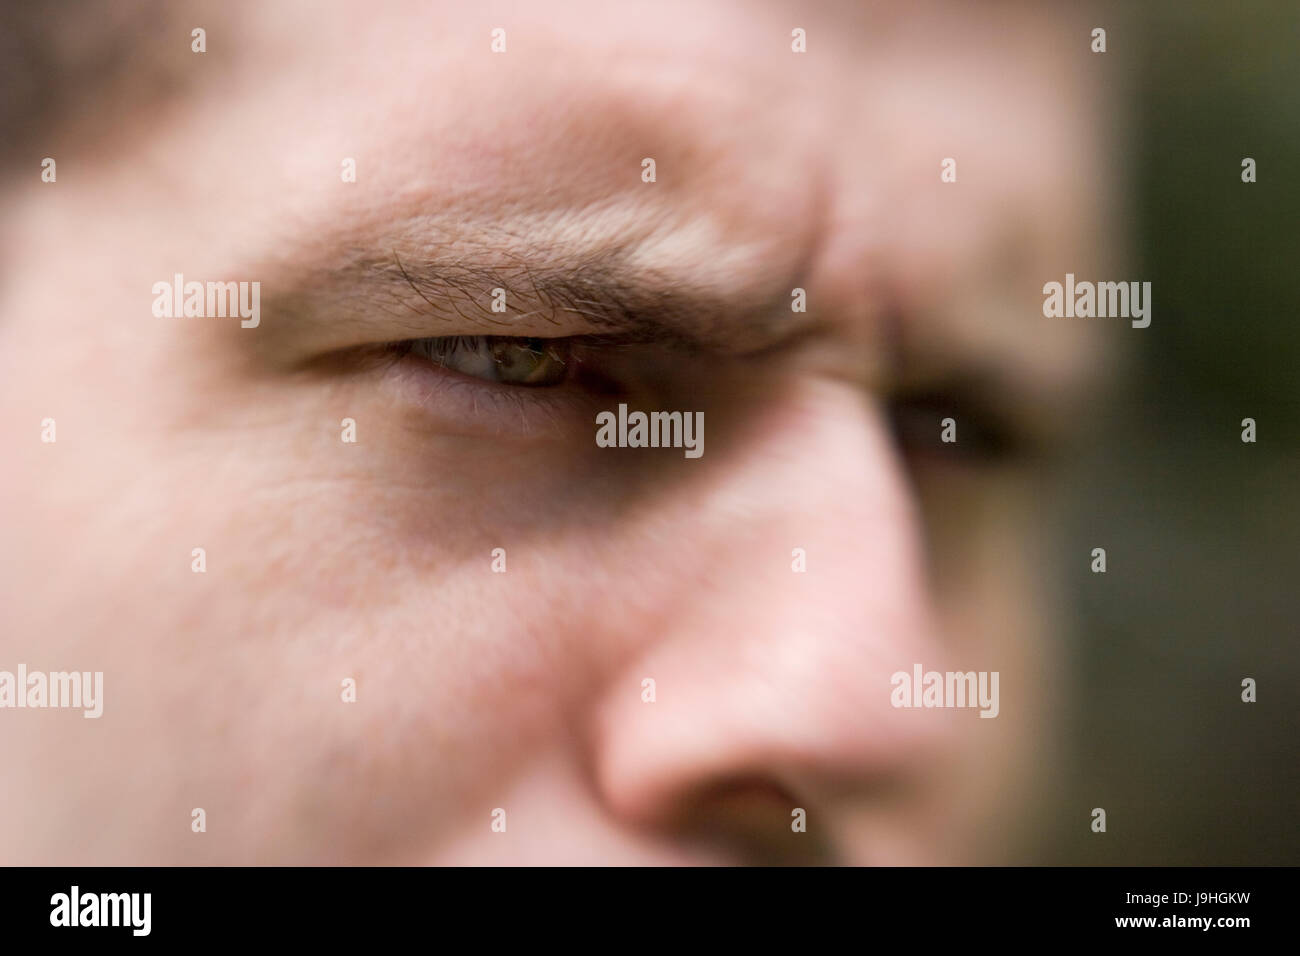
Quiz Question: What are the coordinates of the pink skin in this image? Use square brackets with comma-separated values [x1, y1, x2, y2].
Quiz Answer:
[0, 0, 1106, 863]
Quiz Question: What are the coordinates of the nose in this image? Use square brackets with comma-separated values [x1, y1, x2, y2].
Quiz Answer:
[588, 382, 957, 862]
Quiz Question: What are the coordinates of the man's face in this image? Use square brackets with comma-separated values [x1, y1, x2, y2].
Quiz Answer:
[1, 0, 1105, 863]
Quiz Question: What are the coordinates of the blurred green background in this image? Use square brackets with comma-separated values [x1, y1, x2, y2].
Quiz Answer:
[1046, 0, 1298, 864]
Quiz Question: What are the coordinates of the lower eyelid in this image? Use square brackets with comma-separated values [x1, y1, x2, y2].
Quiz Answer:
[375, 345, 605, 439]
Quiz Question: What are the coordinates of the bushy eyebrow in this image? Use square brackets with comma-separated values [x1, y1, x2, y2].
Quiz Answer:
[377, 249, 754, 351]
[255, 233, 814, 362]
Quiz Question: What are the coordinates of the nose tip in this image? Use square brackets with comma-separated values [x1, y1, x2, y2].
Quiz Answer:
[587, 542, 961, 860]
[591, 612, 955, 825]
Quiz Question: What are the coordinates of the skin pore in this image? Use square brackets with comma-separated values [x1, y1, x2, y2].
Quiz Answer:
[0, 0, 1107, 864]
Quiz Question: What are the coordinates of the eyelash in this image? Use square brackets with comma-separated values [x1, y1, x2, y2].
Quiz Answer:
[397, 335, 563, 359]
[390, 334, 577, 381]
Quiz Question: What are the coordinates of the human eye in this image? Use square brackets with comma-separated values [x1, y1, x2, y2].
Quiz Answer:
[886, 388, 1034, 469]
[362, 331, 652, 437]
[395, 335, 573, 387]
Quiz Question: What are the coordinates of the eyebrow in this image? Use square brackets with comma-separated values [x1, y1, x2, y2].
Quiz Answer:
[388, 250, 707, 342]
[254, 221, 818, 364]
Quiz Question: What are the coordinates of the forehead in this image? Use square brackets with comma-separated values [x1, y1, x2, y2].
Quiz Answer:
[213, 0, 1101, 234]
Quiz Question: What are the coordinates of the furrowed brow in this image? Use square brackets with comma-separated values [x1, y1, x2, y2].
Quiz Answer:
[252, 226, 813, 362]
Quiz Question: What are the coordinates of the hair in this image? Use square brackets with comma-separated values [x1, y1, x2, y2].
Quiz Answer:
[0, 0, 232, 173]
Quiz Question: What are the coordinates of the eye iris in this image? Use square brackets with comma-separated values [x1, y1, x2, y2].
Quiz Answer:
[489, 338, 567, 385]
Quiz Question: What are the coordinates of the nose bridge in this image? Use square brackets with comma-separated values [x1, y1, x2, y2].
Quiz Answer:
[591, 385, 952, 822]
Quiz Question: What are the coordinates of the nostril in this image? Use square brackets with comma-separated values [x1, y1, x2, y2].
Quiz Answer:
[668, 776, 839, 865]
